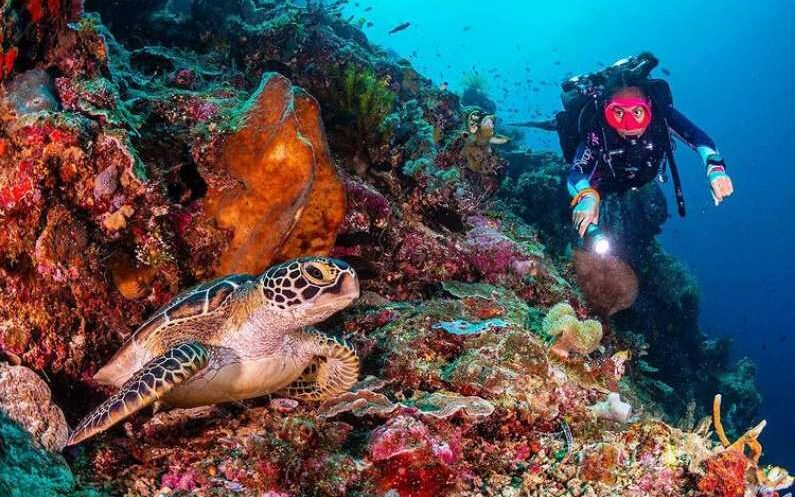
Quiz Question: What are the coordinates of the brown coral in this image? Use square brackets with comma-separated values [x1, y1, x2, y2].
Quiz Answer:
[573, 249, 639, 318]
[203, 73, 345, 276]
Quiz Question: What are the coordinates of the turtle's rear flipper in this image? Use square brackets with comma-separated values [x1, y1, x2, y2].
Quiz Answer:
[68, 342, 209, 446]
[279, 335, 359, 401]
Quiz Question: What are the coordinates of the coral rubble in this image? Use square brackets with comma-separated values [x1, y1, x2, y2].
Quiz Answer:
[0, 1, 784, 497]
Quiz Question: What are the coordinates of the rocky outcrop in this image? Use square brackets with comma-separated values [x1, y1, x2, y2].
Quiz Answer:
[0, 364, 68, 451]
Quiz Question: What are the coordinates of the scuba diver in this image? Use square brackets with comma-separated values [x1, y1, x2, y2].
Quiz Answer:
[513, 53, 734, 252]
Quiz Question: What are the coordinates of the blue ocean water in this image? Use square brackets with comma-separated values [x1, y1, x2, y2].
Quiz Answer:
[343, 0, 795, 467]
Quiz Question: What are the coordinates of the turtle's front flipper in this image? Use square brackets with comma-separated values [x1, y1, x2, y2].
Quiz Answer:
[279, 334, 359, 401]
[68, 342, 209, 446]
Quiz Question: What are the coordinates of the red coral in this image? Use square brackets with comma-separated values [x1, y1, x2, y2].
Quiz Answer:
[697, 450, 749, 497]
[463, 216, 537, 283]
[376, 451, 453, 497]
[27, 0, 44, 22]
[368, 416, 456, 497]
[1, 48, 18, 79]
[47, 0, 61, 17]
[0, 160, 37, 211]
[344, 178, 391, 229]
[580, 444, 621, 485]
[186, 99, 219, 122]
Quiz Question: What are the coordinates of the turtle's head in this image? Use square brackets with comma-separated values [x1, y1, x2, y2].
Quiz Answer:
[257, 257, 360, 325]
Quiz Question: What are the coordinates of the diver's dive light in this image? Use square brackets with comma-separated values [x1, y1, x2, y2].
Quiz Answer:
[585, 224, 611, 256]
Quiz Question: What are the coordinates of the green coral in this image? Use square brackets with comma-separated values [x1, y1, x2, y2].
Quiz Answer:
[340, 64, 396, 142]
[0, 414, 106, 497]
[383, 99, 452, 183]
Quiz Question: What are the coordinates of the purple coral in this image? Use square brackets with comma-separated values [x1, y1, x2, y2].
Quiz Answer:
[463, 215, 538, 282]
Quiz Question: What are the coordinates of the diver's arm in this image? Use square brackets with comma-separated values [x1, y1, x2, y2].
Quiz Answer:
[666, 107, 723, 165]
[666, 106, 734, 205]
[666, 106, 717, 151]
[567, 142, 601, 195]
[568, 142, 601, 237]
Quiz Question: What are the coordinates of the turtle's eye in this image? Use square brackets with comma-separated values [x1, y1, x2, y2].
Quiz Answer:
[613, 108, 624, 121]
[632, 106, 645, 121]
[301, 261, 335, 286]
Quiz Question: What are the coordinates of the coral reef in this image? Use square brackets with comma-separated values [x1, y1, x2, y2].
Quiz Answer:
[697, 395, 793, 497]
[501, 150, 762, 436]
[0, 1, 784, 497]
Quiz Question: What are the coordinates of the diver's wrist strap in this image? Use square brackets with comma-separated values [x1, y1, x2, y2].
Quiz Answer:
[707, 164, 726, 178]
[570, 188, 601, 207]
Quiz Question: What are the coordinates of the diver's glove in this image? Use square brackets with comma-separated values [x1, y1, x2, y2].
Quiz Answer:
[570, 188, 601, 238]
[706, 154, 734, 206]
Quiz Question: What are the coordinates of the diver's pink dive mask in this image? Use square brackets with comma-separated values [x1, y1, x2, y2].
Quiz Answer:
[604, 97, 652, 134]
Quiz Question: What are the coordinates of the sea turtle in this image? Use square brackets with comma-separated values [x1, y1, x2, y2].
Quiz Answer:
[68, 257, 361, 446]
[462, 109, 510, 174]
[465, 109, 510, 147]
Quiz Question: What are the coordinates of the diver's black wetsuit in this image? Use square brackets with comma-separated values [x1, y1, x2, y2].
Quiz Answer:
[567, 106, 717, 195]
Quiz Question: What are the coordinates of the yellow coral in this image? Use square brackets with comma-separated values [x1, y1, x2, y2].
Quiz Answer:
[712, 394, 793, 492]
[542, 303, 603, 359]
[542, 302, 576, 334]
[712, 394, 766, 464]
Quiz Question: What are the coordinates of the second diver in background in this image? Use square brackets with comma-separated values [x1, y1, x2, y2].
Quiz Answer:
[514, 53, 734, 248]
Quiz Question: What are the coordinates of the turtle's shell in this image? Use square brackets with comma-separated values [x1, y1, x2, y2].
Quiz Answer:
[94, 274, 254, 387]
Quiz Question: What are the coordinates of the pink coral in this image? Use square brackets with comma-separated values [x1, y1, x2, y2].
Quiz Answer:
[463, 215, 539, 282]
[160, 467, 200, 492]
[369, 415, 435, 463]
[343, 177, 391, 230]
[368, 415, 457, 497]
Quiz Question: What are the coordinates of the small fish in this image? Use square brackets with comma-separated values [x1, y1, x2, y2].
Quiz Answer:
[661, 67, 671, 76]
[364, 6, 373, 12]
[463, 26, 471, 31]
[388, 22, 411, 34]
[366, 21, 373, 28]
